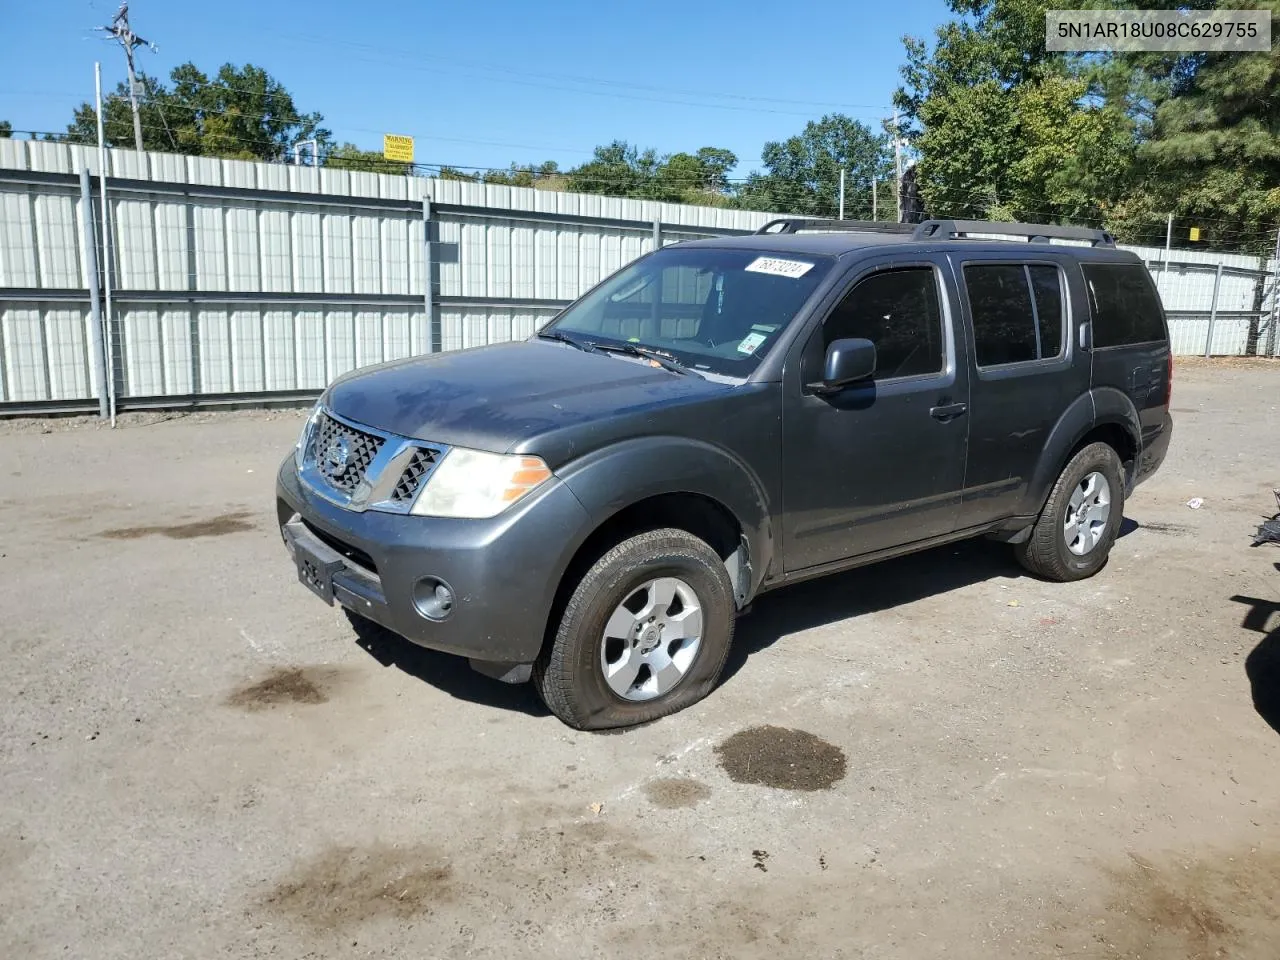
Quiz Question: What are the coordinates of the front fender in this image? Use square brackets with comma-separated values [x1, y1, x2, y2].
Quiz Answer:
[555, 436, 774, 600]
[1017, 388, 1141, 517]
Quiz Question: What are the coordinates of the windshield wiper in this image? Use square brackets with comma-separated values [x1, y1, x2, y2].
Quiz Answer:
[536, 329, 598, 352]
[593, 342, 702, 378]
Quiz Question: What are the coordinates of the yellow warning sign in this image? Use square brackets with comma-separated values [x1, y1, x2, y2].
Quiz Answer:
[1189, 226, 1201, 242]
[383, 134, 414, 164]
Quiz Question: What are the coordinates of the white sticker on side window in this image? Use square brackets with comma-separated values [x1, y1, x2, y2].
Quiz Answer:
[744, 256, 814, 279]
[737, 331, 768, 355]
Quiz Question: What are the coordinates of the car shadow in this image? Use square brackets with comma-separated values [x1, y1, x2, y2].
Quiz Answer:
[340, 518, 1143, 718]
[723, 537, 1023, 684]
[343, 610, 551, 718]
[1232, 563, 1280, 736]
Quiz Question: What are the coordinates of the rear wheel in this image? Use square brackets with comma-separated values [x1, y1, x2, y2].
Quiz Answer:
[534, 528, 735, 730]
[1016, 442, 1125, 582]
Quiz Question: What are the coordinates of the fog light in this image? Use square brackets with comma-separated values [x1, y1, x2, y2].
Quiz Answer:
[413, 577, 455, 621]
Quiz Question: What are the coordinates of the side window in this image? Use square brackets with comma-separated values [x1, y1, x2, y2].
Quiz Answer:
[964, 263, 1067, 367]
[1081, 263, 1167, 347]
[962, 261, 1064, 366]
[823, 267, 944, 379]
[1029, 264, 1064, 357]
[965, 264, 1037, 365]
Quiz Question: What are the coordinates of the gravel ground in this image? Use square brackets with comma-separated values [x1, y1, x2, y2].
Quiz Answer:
[2, 361, 1279, 959]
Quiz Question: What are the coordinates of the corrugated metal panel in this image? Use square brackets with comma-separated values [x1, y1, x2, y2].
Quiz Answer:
[123, 306, 164, 395]
[161, 306, 193, 395]
[260, 208, 293, 293]
[1, 304, 47, 401]
[326, 309, 356, 378]
[193, 204, 228, 291]
[45, 306, 89, 400]
[33, 191, 81, 288]
[199, 308, 232, 393]
[263, 309, 295, 390]
[292, 211, 324, 292]
[1, 189, 38, 287]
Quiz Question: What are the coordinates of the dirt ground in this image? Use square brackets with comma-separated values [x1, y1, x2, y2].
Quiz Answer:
[2, 361, 1279, 960]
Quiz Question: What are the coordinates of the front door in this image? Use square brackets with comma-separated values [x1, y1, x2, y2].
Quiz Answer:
[781, 260, 970, 572]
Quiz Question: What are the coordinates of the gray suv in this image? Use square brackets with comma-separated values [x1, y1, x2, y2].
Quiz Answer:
[276, 218, 1173, 729]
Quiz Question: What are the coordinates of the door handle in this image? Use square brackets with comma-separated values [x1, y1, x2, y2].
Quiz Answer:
[930, 402, 968, 422]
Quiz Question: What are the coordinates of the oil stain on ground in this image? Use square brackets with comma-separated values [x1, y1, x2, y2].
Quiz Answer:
[714, 725, 847, 791]
[98, 510, 255, 540]
[263, 844, 453, 931]
[644, 777, 712, 809]
[225, 667, 340, 711]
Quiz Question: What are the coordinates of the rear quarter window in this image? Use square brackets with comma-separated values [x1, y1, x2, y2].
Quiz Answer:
[1081, 263, 1167, 348]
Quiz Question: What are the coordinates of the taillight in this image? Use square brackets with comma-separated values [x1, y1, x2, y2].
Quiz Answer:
[1164, 353, 1173, 406]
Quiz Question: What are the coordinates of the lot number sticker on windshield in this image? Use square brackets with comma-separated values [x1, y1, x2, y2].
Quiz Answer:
[738, 331, 768, 355]
[745, 256, 814, 279]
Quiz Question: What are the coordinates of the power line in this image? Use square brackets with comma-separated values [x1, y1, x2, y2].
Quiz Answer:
[274, 32, 893, 113]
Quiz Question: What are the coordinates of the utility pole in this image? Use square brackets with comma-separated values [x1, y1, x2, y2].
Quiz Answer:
[1162, 213, 1173, 278]
[838, 168, 845, 220]
[893, 109, 903, 223]
[872, 177, 878, 222]
[99, 3, 155, 153]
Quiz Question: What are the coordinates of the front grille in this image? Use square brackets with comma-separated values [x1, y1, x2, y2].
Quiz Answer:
[390, 446, 442, 502]
[310, 413, 384, 494]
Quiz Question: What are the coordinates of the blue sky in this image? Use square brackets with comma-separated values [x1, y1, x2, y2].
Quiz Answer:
[2, 0, 951, 179]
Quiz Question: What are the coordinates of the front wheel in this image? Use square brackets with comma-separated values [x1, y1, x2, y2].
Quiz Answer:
[534, 528, 736, 730]
[1016, 442, 1125, 582]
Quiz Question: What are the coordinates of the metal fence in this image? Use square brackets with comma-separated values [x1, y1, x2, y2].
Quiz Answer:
[0, 140, 776, 415]
[1128, 242, 1279, 358]
[1, 140, 1276, 417]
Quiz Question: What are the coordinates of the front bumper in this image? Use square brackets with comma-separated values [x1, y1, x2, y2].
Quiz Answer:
[276, 455, 593, 664]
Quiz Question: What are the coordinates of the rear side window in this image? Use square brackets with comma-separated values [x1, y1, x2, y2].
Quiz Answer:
[823, 267, 945, 379]
[963, 263, 1066, 367]
[1082, 263, 1167, 347]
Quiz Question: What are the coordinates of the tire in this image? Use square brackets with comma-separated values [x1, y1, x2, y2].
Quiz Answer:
[534, 528, 736, 730]
[1016, 441, 1125, 582]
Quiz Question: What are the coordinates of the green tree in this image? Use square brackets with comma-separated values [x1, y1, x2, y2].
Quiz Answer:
[736, 114, 890, 217]
[1136, 4, 1280, 251]
[0, 121, 11, 138]
[64, 73, 177, 151]
[324, 142, 411, 175]
[894, 0, 1137, 226]
[567, 141, 739, 203]
[483, 160, 561, 187]
[62, 62, 330, 161]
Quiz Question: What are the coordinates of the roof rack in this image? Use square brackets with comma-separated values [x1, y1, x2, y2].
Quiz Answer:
[911, 219, 1116, 248]
[754, 217, 915, 236]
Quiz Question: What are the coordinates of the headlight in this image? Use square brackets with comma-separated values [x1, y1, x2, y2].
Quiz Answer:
[411, 448, 552, 519]
[294, 400, 322, 469]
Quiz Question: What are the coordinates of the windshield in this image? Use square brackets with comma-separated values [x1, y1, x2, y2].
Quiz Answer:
[541, 246, 834, 378]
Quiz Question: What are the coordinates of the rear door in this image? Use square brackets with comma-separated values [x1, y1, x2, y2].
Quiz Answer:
[780, 255, 970, 571]
[952, 253, 1090, 527]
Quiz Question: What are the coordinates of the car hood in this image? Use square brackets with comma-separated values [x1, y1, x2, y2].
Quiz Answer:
[325, 339, 734, 454]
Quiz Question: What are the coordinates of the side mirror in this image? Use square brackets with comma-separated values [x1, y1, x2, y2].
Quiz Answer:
[808, 337, 876, 394]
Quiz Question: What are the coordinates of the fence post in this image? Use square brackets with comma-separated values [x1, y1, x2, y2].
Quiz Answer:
[1204, 262, 1224, 358]
[1269, 225, 1280, 358]
[79, 168, 109, 419]
[423, 194, 439, 354]
[652, 218, 661, 251]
